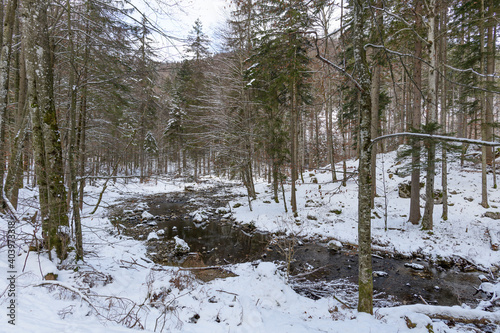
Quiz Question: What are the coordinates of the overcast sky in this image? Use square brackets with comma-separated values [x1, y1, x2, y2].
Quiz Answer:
[132, 0, 231, 61]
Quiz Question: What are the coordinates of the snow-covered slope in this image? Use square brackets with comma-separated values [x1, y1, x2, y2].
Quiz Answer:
[1, 150, 500, 332]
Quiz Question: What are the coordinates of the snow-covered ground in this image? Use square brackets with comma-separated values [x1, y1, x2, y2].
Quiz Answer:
[230, 149, 500, 271]
[1, 149, 500, 332]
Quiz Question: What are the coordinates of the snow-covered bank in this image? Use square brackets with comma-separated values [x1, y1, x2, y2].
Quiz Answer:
[1, 151, 500, 332]
[229, 150, 500, 271]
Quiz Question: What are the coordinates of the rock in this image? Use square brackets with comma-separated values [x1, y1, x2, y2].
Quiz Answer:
[189, 314, 200, 323]
[327, 240, 343, 251]
[404, 263, 424, 270]
[478, 274, 489, 282]
[147, 231, 159, 241]
[398, 182, 412, 198]
[157, 229, 165, 236]
[464, 197, 474, 202]
[174, 236, 190, 254]
[373, 271, 388, 277]
[484, 211, 500, 220]
[141, 211, 154, 220]
[478, 282, 500, 295]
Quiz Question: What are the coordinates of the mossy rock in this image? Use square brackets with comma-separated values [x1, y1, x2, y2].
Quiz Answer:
[485, 211, 500, 220]
[398, 182, 412, 198]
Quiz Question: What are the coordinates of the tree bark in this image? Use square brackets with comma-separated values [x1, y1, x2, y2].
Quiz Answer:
[353, 0, 373, 314]
[22, 0, 69, 260]
[422, 0, 438, 230]
[0, 0, 18, 209]
[409, 0, 423, 225]
[370, 0, 383, 209]
[480, 0, 489, 208]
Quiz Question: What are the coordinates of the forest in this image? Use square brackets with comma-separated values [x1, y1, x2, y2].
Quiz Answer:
[2, 0, 500, 331]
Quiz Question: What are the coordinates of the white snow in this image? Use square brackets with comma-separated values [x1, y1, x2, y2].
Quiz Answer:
[147, 231, 159, 241]
[141, 210, 154, 220]
[2, 152, 500, 332]
[174, 235, 190, 252]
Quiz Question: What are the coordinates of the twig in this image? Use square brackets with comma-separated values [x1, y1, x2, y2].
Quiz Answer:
[216, 289, 239, 296]
[419, 295, 429, 305]
[334, 295, 353, 309]
[290, 265, 329, 279]
[35, 281, 99, 313]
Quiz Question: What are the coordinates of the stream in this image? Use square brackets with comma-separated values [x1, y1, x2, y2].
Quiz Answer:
[109, 186, 491, 309]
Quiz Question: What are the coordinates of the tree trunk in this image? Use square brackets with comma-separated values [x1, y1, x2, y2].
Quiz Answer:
[66, 0, 83, 259]
[353, 0, 373, 315]
[370, 0, 383, 209]
[409, 0, 423, 225]
[370, 62, 381, 208]
[22, 0, 69, 260]
[480, 0, 489, 208]
[422, 0, 438, 230]
[440, 7, 448, 221]
[0, 0, 18, 209]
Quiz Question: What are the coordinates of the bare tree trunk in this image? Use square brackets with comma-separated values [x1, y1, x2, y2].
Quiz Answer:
[486, 0, 496, 186]
[480, 0, 489, 208]
[66, 0, 83, 259]
[0, 0, 18, 209]
[422, 0, 438, 230]
[409, 0, 423, 225]
[290, 76, 298, 213]
[370, 0, 383, 209]
[370, 61, 381, 208]
[22, 0, 69, 260]
[353, 0, 373, 314]
[440, 8, 449, 221]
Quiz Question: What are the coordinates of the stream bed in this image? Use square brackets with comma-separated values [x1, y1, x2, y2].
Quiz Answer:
[109, 187, 492, 309]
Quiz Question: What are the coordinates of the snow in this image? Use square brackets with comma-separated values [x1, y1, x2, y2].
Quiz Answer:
[405, 263, 425, 270]
[174, 236, 190, 253]
[141, 210, 154, 220]
[2, 152, 500, 332]
[228, 150, 500, 270]
[147, 231, 159, 241]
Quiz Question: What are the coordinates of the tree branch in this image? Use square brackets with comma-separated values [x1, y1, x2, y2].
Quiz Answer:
[372, 132, 500, 147]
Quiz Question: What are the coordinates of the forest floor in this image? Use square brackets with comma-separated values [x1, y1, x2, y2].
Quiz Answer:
[2, 148, 500, 332]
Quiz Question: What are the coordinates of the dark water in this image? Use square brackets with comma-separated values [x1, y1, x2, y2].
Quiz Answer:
[123, 193, 486, 307]
[146, 195, 270, 265]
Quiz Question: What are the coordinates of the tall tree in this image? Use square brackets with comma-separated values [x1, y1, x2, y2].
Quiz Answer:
[249, 0, 312, 213]
[422, 0, 439, 230]
[409, 0, 423, 225]
[22, 0, 69, 260]
[352, 0, 373, 314]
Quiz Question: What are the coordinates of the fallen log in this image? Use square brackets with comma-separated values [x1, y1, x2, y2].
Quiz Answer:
[378, 304, 500, 326]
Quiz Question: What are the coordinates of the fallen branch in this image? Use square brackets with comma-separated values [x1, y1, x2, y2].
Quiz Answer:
[372, 132, 500, 147]
[334, 295, 353, 310]
[216, 289, 239, 296]
[179, 265, 229, 271]
[35, 281, 98, 313]
[290, 265, 329, 279]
